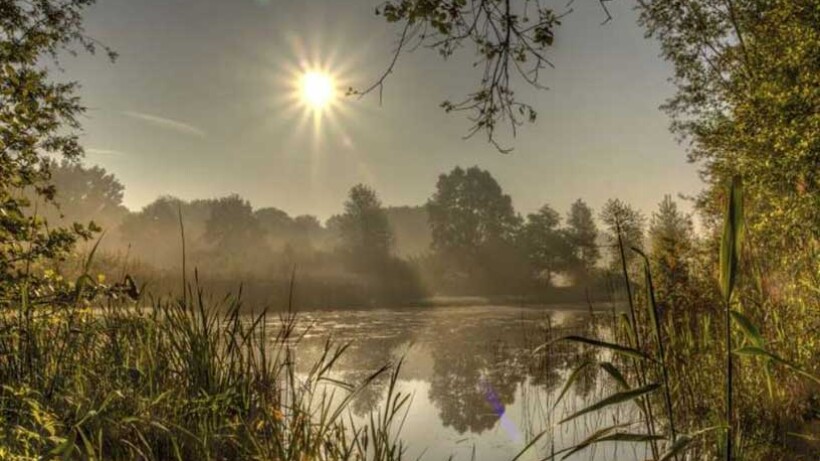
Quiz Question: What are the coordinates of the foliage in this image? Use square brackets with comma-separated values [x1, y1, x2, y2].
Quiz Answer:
[25, 159, 128, 232]
[648, 195, 694, 308]
[599, 198, 645, 272]
[563, 199, 600, 282]
[638, 0, 819, 298]
[520, 204, 573, 285]
[425, 166, 528, 293]
[0, 0, 114, 305]
[337, 184, 394, 265]
[363, 0, 571, 149]
[0, 282, 409, 460]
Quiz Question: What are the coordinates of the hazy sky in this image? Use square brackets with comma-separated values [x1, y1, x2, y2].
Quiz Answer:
[66, 0, 702, 222]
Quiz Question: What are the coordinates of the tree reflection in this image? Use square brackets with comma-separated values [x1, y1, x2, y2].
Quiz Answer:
[424, 313, 539, 435]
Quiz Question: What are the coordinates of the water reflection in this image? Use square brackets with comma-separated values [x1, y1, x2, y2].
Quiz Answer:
[281, 306, 621, 459]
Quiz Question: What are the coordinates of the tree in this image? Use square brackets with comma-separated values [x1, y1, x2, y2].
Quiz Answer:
[648, 195, 693, 306]
[521, 204, 572, 285]
[366, 1, 616, 148]
[564, 199, 600, 281]
[203, 195, 264, 258]
[427, 166, 520, 256]
[1, 0, 114, 302]
[426, 166, 523, 292]
[119, 196, 185, 268]
[639, 0, 819, 282]
[337, 184, 394, 265]
[255, 207, 294, 246]
[30, 160, 128, 232]
[599, 198, 645, 272]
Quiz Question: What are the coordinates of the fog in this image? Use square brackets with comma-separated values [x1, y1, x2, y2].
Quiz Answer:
[30, 161, 659, 309]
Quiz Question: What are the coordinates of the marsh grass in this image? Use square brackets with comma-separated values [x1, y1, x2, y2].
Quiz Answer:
[0, 273, 409, 460]
[526, 177, 819, 460]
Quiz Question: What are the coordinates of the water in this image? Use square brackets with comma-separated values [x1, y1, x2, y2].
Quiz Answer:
[274, 305, 648, 461]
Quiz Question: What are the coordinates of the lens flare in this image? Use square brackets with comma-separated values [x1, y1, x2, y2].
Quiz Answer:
[301, 71, 335, 110]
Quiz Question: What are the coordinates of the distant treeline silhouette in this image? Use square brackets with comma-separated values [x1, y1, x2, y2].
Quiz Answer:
[33, 161, 691, 308]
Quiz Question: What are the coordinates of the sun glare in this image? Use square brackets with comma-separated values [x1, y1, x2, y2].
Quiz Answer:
[301, 71, 335, 110]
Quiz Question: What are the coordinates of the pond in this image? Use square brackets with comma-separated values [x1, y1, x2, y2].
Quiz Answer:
[276, 305, 649, 461]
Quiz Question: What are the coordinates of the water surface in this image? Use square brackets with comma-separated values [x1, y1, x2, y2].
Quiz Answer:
[276, 305, 646, 461]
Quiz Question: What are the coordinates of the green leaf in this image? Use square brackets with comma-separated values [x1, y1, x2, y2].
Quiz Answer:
[599, 362, 630, 390]
[553, 361, 592, 408]
[559, 383, 660, 425]
[733, 346, 820, 385]
[729, 310, 763, 347]
[719, 176, 744, 302]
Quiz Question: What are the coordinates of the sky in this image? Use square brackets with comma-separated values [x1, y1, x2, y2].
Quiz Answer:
[65, 0, 703, 222]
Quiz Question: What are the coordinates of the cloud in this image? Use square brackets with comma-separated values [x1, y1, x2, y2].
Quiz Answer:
[122, 110, 206, 138]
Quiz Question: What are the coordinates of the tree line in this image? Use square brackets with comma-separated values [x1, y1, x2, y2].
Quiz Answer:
[34, 160, 696, 307]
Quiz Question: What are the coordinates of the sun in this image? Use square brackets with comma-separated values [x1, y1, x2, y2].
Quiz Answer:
[300, 71, 335, 110]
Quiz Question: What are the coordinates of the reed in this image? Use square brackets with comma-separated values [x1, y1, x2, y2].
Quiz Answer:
[0, 274, 408, 460]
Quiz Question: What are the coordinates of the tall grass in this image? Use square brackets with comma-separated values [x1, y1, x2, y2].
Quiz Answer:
[533, 176, 819, 460]
[0, 273, 409, 460]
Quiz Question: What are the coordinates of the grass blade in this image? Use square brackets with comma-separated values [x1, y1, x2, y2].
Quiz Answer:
[559, 383, 660, 425]
[538, 335, 650, 361]
[553, 361, 591, 409]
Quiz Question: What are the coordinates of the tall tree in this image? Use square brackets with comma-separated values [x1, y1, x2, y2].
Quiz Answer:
[521, 204, 571, 286]
[639, 0, 819, 278]
[30, 160, 128, 232]
[1, 0, 114, 301]
[564, 199, 600, 281]
[427, 166, 520, 257]
[648, 195, 693, 305]
[337, 184, 394, 265]
[599, 198, 645, 272]
[426, 166, 523, 293]
[203, 195, 263, 258]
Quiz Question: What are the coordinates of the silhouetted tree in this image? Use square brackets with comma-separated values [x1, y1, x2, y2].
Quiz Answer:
[119, 196, 185, 268]
[600, 199, 645, 272]
[521, 204, 572, 286]
[255, 207, 294, 247]
[31, 160, 128, 232]
[564, 199, 600, 282]
[426, 167, 523, 292]
[203, 195, 264, 258]
[428, 167, 519, 255]
[337, 184, 393, 266]
[649, 195, 693, 308]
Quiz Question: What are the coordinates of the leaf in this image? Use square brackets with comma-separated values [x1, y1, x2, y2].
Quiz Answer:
[719, 176, 744, 302]
[553, 361, 592, 409]
[733, 346, 820, 385]
[729, 310, 763, 347]
[599, 362, 629, 390]
[536, 335, 650, 361]
[559, 383, 660, 425]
